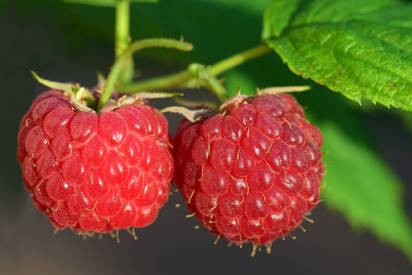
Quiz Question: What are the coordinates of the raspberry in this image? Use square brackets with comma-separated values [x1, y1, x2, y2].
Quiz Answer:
[17, 90, 174, 234]
[174, 94, 324, 247]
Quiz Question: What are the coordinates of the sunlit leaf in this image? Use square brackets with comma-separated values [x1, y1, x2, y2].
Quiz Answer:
[263, 0, 412, 111]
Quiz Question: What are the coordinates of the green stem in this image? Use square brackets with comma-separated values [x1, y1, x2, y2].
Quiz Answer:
[115, 0, 130, 57]
[98, 38, 193, 110]
[116, 0, 133, 84]
[122, 43, 271, 101]
[188, 63, 227, 102]
[122, 70, 192, 92]
[208, 44, 270, 76]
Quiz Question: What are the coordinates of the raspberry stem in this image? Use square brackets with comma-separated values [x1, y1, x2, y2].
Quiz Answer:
[121, 44, 271, 101]
[187, 63, 227, 102]
[118, 70, 193, 93]
[115, 0, 130, 58]
[115, 0, 134, 85]
[98, 38, 193, 111]
[208, 44, 271, 76]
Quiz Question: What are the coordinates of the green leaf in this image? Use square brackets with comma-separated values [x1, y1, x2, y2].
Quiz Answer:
[321, 121, 412, 261]
[64, 0, 157, 7]
[261, 0, 299, 37]
[263, 0, 412, 111]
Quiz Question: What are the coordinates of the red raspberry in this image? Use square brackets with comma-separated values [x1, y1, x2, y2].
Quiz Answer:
[17, 90, 174, 234]
[174, 94, 323, 247]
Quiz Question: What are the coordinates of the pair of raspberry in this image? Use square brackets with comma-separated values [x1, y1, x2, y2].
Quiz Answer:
[17, 89, 323, 247]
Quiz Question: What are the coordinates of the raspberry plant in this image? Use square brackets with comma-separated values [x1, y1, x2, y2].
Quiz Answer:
[14, 0, 412, 260]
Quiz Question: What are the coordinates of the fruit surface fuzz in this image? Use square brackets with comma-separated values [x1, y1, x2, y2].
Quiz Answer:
[17, 90, 174, 233]
[174, 94, 324, 245]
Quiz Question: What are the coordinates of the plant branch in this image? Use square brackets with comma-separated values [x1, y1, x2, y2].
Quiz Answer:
[121, 43, 271, 101]
[122, 70, 192, 92]
[208, 44, 270, 76]
[115, 0, 130, 57]
[116, 0, 133, 84]
[188, 64, 227, 102]
[98, 38, 193, 110]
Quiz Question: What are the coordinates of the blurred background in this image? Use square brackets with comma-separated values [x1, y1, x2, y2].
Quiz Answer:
[1, 1, 411, 274]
